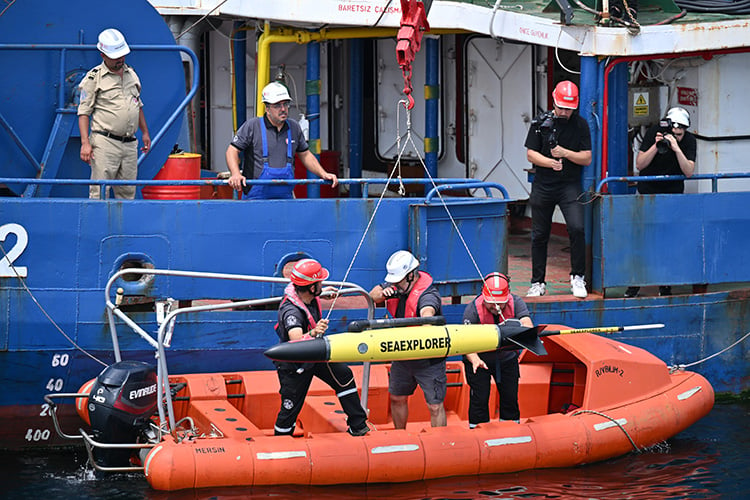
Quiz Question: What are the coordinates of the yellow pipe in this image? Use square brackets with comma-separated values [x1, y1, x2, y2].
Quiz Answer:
[255, 25, 465, 116]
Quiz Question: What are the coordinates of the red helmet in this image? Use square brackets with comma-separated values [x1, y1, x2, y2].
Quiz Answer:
[482, 272, 510, 304]
[290, 259, 330, 286]
[552, 80, 579, 110]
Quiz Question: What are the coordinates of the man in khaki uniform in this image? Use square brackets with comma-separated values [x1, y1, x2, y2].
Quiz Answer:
[78, 28, 150, 199]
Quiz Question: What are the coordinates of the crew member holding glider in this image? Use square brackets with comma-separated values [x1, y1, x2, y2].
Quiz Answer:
[273, 259, 369, 437]
[369, 250, 446, 429]
[463, 272, 533, 426]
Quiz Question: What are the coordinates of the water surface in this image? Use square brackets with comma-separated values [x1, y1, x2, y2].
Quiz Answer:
[1, 401, 747, 499]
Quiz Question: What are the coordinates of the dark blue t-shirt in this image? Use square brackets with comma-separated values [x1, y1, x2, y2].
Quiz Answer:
[230, 115, 309, 181]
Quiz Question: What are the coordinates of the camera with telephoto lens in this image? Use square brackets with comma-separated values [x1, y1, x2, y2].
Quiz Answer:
[656, 118, 673, 154]
[532, 111, 558, 150]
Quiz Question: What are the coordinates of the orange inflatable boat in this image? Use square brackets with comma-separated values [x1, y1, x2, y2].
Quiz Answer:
[90, 330, 711, 491]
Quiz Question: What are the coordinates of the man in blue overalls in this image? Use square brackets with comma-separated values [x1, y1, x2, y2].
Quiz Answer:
[225, 82, 338, 199]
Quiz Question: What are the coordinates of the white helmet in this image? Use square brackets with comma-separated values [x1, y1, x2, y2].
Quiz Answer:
[384, 250, 419, 283]
[666, 107, 690, 128]
[97, 28, 130, 59]
[261, 82, 292, 104]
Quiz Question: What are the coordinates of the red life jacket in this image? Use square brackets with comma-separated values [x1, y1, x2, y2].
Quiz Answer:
[386, 271, 433, 319]
[275, 283, 320, 339]
[474, 294, 515, 325]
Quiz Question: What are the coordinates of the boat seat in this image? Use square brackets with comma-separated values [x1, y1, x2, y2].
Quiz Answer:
[298, 394, 349, 435]
[233, 371, 282, 430]
[548, 362, 586, 413]
[295, 365, 393, 434]
[354, 364, 391, 425]
[518, 363, 553, 417]
[405, 362, 465, 424]
[188, 399, 265, 439]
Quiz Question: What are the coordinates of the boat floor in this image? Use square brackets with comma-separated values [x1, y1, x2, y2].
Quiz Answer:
[168, 358, 581, 438]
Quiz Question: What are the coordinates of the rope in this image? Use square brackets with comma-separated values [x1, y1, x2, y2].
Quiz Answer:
[403, 115, 486, 281]
[325, 98, 487, 316]
[0, 242, 107, 368]
[570, 409, 642, 452]
[669, 330, 750, 372]
[323, 103, 407, 317]
[390, 100, 485, 280]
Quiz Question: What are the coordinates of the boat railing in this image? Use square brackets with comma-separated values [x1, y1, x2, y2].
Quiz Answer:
[103, 267, 376, 440]
[592, 171, 750, 291]
[0, 176, 507, 199]
[597, 172, 750, 193]
[425, 181, 509, 202]
[0, 43, 199, 197]
[41, 388, 158, 472]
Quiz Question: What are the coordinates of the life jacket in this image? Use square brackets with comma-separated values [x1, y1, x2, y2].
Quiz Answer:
[474, 294, 515, 325]
[386, 271, 433, 319]
[274, 283, 321, 340]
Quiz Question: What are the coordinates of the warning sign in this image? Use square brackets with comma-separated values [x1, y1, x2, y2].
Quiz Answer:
[633, 92, 649, 116]
[678, 87, 698, 106]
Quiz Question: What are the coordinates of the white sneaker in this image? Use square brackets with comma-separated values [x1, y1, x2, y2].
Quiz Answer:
[526, 282, 546, 297]
[571, 275, 587, 298]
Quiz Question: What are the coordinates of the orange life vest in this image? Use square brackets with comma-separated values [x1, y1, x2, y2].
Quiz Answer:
[274, 283, 320, 339]
[386, 271, 433, 319]
[474, 294, 515, 325]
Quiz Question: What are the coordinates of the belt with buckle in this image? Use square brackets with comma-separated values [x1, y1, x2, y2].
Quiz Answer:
[93, 130, 137, 143]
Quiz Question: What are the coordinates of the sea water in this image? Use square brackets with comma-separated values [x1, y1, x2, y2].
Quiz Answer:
[1, 401, 747, 500]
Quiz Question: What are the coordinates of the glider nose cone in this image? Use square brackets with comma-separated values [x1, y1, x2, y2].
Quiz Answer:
[264, 338, 329, 362]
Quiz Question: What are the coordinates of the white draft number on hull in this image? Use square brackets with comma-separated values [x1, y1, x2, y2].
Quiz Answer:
[0, 223, 28, 277]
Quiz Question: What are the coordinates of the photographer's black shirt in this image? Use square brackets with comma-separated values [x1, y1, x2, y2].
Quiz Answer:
[637, 125, 697, 194]
[525, 112, 591, 186]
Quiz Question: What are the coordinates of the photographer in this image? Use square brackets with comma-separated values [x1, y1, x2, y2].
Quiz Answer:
[625, 107, 697, 298]
[524, 80, 592, 299]
[635, 107, 696, 195]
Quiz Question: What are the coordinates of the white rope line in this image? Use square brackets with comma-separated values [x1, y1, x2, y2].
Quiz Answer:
[323, 102, 409, 317]
[669, 330, 750, 372]
[399, 114, 485, 282]
[570, 409, 641, 452]
[0, 242, 107, 367]
[326, 97, 486, 316]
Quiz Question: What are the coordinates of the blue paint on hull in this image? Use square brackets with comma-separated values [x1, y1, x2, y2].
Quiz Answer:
[0, 288, 747, 449]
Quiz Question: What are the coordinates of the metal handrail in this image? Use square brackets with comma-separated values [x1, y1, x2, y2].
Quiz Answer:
[102, 267, 375, 436]
[0, 177, 495, 199]
[597, 172, 750, 193]
[425, 181, 510, 203]
[43, 392, 90, 440]
[0, 176, 486, 186]
[79, 429, 151, 473]
[0, 43, 199, 169]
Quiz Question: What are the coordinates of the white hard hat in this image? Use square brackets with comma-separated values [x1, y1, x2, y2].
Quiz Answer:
[261, 82, 292, 104]
[384, 250, 419, 283]
[97, 28, 130, 59]
[666, 107, 690, 128]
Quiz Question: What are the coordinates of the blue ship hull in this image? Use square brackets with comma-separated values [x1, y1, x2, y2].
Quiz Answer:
[2, 0, 749, 452]
[1, 197, 748, 449]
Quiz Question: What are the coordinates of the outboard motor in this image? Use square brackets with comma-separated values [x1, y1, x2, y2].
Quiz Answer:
[87, 360, 158, 467]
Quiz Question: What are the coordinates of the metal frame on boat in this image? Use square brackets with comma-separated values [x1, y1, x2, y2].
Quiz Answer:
[1, 0, 748, 455]
[44, 269, 714, 490]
